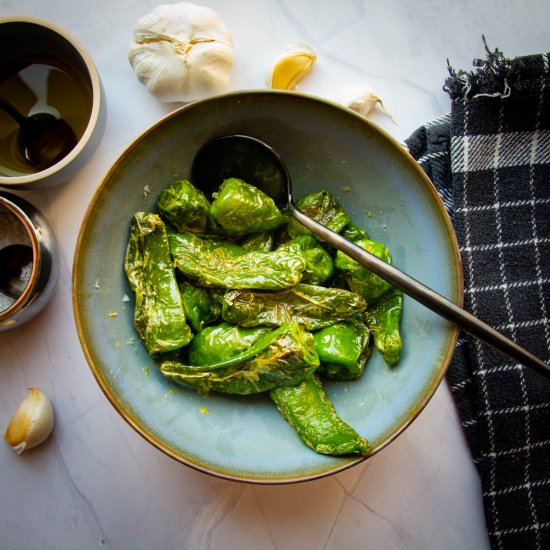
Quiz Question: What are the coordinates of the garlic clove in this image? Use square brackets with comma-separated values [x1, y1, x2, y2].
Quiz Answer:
[4, 387, 54, 454]
[269, 43, 317, 91]
[337, 86, 395, 122]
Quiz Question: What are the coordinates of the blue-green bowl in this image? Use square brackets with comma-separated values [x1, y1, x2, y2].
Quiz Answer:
[73, 90, 462, 483]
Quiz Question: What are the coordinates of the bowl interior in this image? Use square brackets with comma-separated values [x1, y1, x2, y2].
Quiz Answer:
[0, 197, 36, 318]
[73, 90, 462, 483]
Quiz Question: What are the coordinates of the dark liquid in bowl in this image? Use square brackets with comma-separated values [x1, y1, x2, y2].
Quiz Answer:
[0, 55, 93, 176]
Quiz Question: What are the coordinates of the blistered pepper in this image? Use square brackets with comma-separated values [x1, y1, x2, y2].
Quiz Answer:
[210, 177, 288, 237]
[124, 212, 193, 355]
[161, 322, 320, 395]
[222, 283, 367, 330]
[157, 179, 219, 234]
[179, 282, 221, 333]
[286, 189, 351, 239]
[341, 223, 369, 242]
[239, 231, 275, 252]
[314, 320, 371, 381]
[187, 322, 271, 365]
[270, 375, 370, 456]
[335, 238, 395, 305]
[168, 230, 306, 290]
[365, 289, 404, 366]
[277, 235, 334, 285]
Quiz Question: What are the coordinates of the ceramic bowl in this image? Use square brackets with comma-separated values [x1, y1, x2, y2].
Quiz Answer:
[73, 90, 462, 483]
[0, 16, 106, 189]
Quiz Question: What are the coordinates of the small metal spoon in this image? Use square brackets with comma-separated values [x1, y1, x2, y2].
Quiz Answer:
[0, 93, 77, 170]
[0, 243, 34, 299]
[191, 134, 550, 378]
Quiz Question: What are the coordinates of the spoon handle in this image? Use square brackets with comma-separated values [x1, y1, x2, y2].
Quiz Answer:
[0, 94, 26, 125]
[290, 205, 550, 378]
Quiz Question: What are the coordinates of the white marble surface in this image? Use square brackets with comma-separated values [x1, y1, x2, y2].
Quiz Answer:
[1, 0, 548, 548]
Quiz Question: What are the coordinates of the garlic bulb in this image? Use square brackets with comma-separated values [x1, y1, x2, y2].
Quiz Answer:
[128, 2, 234, 103]
[269, 43, 317, 90]
[4, 387, 54, 454]
[337, 86, 395, 122]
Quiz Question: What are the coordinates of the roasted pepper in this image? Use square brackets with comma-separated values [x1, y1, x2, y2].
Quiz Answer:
[270, 375, 370, 455]
[222, 283, 367, 330]
[179, 281, 221, 333]
[157, 179, 219, 234]
[168, 230, 306, 290]
[365, 289, 404, 366]
[124, 212, 193, 355]
[161, 322, 320, 395]
[314, 319, 371, 381]
[277, 235, 334, 285]
[335, 238, 395, 305]
[187, 322, 271, 365]
[239, 231, 275, 252]
[341, 223, 369, 242]
[210, 177, 288, 236]
[286, 189, 351, 239]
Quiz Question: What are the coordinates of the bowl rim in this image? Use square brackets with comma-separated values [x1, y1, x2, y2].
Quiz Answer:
[72, 89, 464, 483]
[0, 15, 103, 186]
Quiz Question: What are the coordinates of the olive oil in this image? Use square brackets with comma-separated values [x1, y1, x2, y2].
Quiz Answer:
[0, 54, 93, 176]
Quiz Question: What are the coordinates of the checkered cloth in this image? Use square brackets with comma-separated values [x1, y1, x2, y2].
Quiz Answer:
[405, 45, 550, 550]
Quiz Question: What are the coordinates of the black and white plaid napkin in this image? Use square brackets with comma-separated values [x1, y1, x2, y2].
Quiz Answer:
[405, 44, 550, 550]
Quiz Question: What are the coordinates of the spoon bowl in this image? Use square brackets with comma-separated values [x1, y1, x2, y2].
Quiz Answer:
[192, 134, 288, 207]
[0, 93, 77, 170]
[192, 134, 550, 378]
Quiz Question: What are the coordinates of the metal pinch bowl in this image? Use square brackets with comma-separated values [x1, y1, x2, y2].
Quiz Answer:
[0, 192, 59, 330]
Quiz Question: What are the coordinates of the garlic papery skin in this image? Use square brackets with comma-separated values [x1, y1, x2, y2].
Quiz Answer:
[4, 388, 54, 454]
[269, 43, 317, 90]
[128, 2, 233, 103]
[337, 86, 395, 122]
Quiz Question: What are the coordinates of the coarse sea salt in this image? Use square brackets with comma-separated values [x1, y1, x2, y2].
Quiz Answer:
[0, 210, 31, 248]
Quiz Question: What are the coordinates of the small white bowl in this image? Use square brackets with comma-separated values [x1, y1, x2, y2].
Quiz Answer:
[0, 16, 106, 189]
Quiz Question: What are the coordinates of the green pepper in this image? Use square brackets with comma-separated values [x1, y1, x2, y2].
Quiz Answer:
[341, 223, 369, 242]
[168, 230, 306, 290]
[365, 290, 404, 366]
[314, 320, 371, 381]
[124, 212, 193, 355]
[161, 322, 320, 395]
[270, 375, 370, 456]
[286, 189, 351, 239]
[239, 231, 275, 252]
[187, 322, 271, 365]
[222, 283, 367, 330]
[277, 235, 334, 285]
[210, 177, 288, 236]
[335, 238, 394, 305]
[206, 237, 247, 256]
[157, 179, 218, 234]
[179, 282, 221, 333]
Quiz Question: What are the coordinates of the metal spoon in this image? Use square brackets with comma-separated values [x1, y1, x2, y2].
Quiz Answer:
[0, 93, 77, 170]
[191, 134, 550, 378]
[0, 243, 34, 299]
